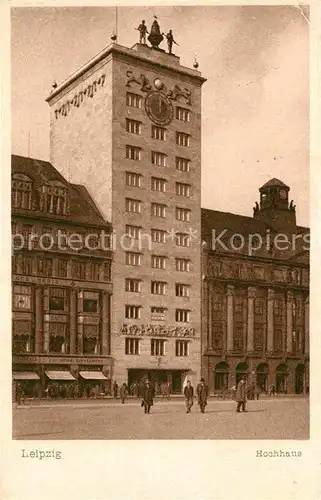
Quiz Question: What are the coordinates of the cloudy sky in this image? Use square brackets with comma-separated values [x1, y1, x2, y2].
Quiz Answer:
[11, 6, 309, 225]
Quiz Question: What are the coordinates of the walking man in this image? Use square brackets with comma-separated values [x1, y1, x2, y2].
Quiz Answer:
[120, 383, 128, 404]
[184, 380, 194, 413]
[196, 378, 209, 413]
[142, 379, 154, 414]
[236, 376, 247, 412]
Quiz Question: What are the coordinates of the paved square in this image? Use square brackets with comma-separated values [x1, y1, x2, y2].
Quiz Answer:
[13, 397, 309, 440]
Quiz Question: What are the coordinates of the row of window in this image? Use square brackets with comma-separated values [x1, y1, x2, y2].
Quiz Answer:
[125, 337, 189, 356]
[12, 285, 99, 313]
[12, 174, 68, 215]
[125, 305, 190, 322]
[126, 143, 191, 164]
[125, 279, 190, 297]
[212, 294, 303, 317]
[126, 93, 191, 123]
[126, 173, 192, 195]
[126, 253, 190, 269]
[12, 254, 111, 281]
[126, 120, 191, 138]
[126, 201, 191, 219]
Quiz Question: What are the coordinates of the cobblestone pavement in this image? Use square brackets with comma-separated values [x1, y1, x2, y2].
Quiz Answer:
[13, 397, 309, 440]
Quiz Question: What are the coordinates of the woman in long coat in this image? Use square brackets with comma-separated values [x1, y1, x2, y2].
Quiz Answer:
[236, 377, 247, 412]
[142, 380, 154, 414]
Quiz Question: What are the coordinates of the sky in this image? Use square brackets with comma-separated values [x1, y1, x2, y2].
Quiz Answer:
[11, 6, 309, 226]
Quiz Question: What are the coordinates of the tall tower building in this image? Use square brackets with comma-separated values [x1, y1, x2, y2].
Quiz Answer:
[46, 27, 206, 391]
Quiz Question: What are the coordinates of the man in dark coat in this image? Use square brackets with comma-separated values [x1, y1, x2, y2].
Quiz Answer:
[196, 378, 209, 413]
[120, 383, 128, 404]
[184, 380, 194, 413]
[113, 381, 118, 398]
[142, 379, 154, 414]
[236, 376, 247, 412]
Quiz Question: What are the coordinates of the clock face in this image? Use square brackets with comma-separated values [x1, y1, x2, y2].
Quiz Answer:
[145, 91, 173, 126]
[279, 189, 287, 200]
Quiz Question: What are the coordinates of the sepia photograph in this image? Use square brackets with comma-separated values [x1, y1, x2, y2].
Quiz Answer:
[10, 5, 309, 442]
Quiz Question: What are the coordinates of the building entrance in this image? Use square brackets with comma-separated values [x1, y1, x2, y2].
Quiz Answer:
[127, 369, 185, 394]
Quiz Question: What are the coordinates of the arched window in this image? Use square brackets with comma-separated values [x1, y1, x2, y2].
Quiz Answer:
[214, 361, 229, 391]
[41, 181, 68, 215]
[12, 173, 33, 209]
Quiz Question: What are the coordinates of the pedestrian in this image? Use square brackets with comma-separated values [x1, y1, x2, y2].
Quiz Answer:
[196, 378, 209, 413]
[184, 380, 194, 413]
[16, 383, 24, 405]
[113, 381, 118, 398]
[142, 379, 154, 414]
[254, 384, 260, 400]
[120, 383, 128, 404]
[236, 376, 247, 412]
[269, 383, 276, 396]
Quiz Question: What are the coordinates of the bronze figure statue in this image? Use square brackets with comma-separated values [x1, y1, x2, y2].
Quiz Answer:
[136, 20, 148, 44]
[163, 29, 179, 54]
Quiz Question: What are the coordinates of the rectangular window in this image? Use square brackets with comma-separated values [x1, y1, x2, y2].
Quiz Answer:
[151, 281, 166, 295]
[176, 157, 190, 172]
[49, 323, 67, 353]
[126, 145, 141, 161]
[151, 177, 167, 192]
[234, 325, 243, 351]
[21, 255, 33, 275]
[126, 118, 141, 134]
[41, 258, 53, 277]
[22, 224, 34, 248]
[125, 337, 140, 355]
[175, 340, 189, 357]
[176, 132, 190, 147]
[151, 307, 167, 321]
[72, 260, 86, 280]
[151, 229, 167, 244]
[126, 225, 141, 240]
[213, 295, 223, 311]
[125, 278, 141, 292]
[151, 255, 167, 269]
[151, 126, 166, 140]
[83, 297, 98, 313]
[57, 259, 68, 278]
[175, 233, 190, 247]
[234, 297, 243, 314]
[126, 252, 141, 266]
[175, 207, 191, 222]
[126, 172, 142, 187]
[151, 338, 166, 356]
[103, 261, 111, 281]
[49, 287, 67, 311]
[175, 283, 190, 298]
[255, 298, 264, 315]
[275, 299, 283, 316]
[175, 258, 190, 272]
[176, 182, 191, 197]
[176, 107, 191, 122]
[125, 305, 141, 319]
[151, 203, 166, 218]
[88, 262, 100, 282]
[175, 309, 190, 322]
[212, 324, 223, 349]
[126, 92, 142, 108]
[126, 198, 141, 213]
[12, 285, 32, 310]
[151, 151, 167, 166]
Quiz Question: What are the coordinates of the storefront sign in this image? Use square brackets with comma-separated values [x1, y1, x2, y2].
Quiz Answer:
[120, 323, 195, 338]
[13, 355, 112, 365]
[12, 275, 112, 293]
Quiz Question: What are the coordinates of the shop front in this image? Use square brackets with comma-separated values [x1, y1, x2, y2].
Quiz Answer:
[78, 369, 109, 398]
[13, 370, 41, 400]
[44, 368, 77, 398]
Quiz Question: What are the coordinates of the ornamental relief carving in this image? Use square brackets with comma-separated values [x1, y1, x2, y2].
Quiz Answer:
[125, 70, 192, 105]
[54, 74, 106, 119]
[120, 323, 195, 338]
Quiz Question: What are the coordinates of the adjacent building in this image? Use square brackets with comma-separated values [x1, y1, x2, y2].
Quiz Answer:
[12, 155, 113, 397]
[201, 178, 309, 394]
[45, 39, 206, 391]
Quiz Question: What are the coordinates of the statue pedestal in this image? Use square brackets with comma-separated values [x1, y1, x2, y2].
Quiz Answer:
[131, 43, 180, 67]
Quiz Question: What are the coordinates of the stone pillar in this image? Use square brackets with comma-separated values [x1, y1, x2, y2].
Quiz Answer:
[304, 296, 309, 354]
[286, 290, 293, 353]
[35, 286, 43, 353]
[267, 289, 274, 352]
[207, 281, 213, 350]
[247, 287, 256, 352]
[69, 288, 77, 354]
[101, 292, 110, 355]
[227, 285, 234, 351]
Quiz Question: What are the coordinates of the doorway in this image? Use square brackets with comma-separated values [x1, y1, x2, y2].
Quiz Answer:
[295, 364, 305, 394]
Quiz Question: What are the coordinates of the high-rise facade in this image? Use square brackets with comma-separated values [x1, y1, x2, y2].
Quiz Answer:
[46, 39, 206, 391]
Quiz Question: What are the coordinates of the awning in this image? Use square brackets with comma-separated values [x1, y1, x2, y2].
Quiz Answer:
[79, 371, 107, 380]
[45, 371, 76, 381]
[13, 372, 40, 381]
